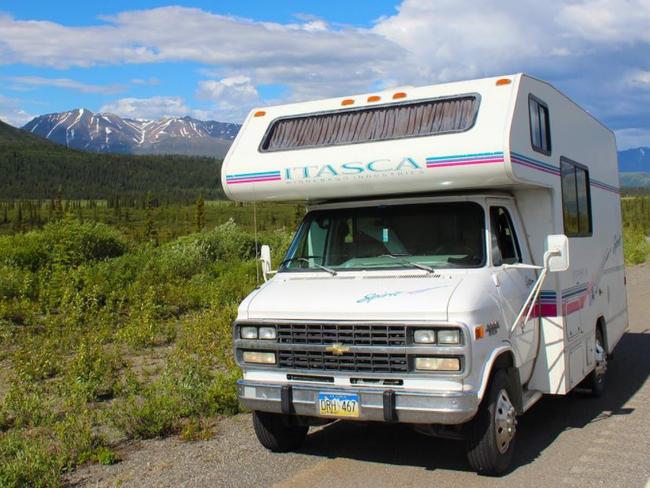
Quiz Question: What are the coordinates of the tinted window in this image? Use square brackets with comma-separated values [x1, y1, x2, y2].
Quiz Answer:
[561, 158, 592, 237]
[529, 96, 551, 155]
[490, 207, 522, 266]
[261, 95, 479, 152]
[282, 202, 486, 271]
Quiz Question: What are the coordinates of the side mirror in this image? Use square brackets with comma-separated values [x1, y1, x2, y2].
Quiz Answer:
[260, 244, 272, 281]
[545, 234, 569, 272]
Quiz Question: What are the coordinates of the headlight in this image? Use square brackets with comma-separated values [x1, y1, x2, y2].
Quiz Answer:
[414, 329, 436, 344]
[240, 326, 258, 339]
[258, 326, 277, 340]
[414, 357, 460, 372]
[437, 329, 461, 345]
[242, 351, 276, 364]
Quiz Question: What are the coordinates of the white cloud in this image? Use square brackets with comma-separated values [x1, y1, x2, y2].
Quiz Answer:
[558, 0, 650, 43]
[131, 77, 160, 86]
[99, 96, 190, 119]
[6, 76, 125, 94]
[616, 128, 650, 150]
[626, 70, 650, 89]
[0, 95, 34, 126]
[196, 76, 260, 121]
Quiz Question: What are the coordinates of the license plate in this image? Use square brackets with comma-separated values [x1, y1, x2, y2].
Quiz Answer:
[318, 392, 360, 418]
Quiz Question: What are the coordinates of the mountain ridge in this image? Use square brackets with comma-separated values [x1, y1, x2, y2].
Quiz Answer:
[22, 109, 239, 158]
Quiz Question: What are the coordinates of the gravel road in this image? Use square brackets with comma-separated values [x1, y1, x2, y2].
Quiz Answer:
[68, 265, 650, 488]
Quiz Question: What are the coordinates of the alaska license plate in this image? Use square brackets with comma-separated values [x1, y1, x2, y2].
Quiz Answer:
[318, 392, 360, 418]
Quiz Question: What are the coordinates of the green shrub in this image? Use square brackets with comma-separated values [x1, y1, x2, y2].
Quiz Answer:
[623, 227, 650, 265]
[0, 430, 62, 488]
[199, 219, 256, 261]
[0, 265, 35, 300]
[66, 339, 122, 401]
[94, 446, 121, 466]
[0, 217, 126, 271]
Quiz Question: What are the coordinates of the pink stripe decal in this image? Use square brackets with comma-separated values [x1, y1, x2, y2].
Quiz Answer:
[426, 158, 503, 168]
[511, 159, 560, 176]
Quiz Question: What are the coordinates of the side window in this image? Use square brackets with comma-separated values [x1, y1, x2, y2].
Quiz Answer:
[490, 207, 522, 266]
[561, 158, 592, 237]
[529, 95, 551, 155]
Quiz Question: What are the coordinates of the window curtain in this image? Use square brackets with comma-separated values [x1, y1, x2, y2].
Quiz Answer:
[262, 96, 478, 151]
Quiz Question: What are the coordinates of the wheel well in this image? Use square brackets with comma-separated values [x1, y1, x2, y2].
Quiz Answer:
[488, 351, 523, 414]
[596, 316, 607, 349]
[493, 351, 515, 370]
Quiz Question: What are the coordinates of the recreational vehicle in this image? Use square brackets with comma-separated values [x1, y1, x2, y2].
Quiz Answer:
[221, 74, 628, 474]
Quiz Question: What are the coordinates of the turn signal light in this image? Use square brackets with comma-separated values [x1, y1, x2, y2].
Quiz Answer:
[496, 78, 511, 86]
[254, 110, 266, 117]
[475, 325, 485, 340]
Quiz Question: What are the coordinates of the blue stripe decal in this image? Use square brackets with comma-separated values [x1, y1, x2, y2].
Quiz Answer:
[510, 152, 561, 175]
[510, 152, 619, 193]
[226, 171, 281, 180]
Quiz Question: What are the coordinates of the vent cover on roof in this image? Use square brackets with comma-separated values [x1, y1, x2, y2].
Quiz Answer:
[260, 94, 479, 152]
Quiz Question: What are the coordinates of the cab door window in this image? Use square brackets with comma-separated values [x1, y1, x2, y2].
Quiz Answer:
[490, 207, 522, 266]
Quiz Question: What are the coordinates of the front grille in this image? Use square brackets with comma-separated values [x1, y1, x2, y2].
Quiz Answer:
[278, 350, 408, 373]
[277, 324, 407, 346]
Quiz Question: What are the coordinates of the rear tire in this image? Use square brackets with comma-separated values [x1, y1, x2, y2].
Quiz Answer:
[586, 327, 607, 397]
[465, 370, 517, 475]
[252, 411, 308, 452]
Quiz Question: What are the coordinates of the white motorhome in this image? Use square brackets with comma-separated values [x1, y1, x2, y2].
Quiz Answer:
[221, 74, 628, 474]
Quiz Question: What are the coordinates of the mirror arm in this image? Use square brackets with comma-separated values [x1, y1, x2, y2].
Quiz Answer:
[509, 248, 561, 335]
[502, 263, 543, 270]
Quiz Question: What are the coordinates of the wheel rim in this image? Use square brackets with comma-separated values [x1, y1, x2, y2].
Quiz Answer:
[495, 389, 516, 454]
[594, 334, 607, 380]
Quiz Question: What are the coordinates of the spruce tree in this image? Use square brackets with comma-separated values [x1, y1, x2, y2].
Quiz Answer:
[195, 194, 205, 232]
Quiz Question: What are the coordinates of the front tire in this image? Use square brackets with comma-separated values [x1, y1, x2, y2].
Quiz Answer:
[465, 370, 517, 475]
[585, 327, 607, 397]
[252, 411, 308, 452]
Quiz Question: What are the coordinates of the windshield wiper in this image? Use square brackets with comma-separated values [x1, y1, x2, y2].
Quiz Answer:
[380, 254, 435, 274]
[280, 256, 337, 276]
[297, 258, 337, 276]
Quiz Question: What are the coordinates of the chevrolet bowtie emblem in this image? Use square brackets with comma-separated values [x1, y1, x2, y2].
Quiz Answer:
[325, 343, 350, 356]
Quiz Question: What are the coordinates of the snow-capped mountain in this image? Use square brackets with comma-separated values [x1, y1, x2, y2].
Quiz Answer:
[22, 109, 240, 158]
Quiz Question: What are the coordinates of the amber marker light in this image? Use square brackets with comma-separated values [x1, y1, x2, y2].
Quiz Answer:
[475, 325, 485, 340]
[393, 92, 407, 99]
[496, 78, 512, 86]
[254, 110, 266, 117]
[341, 99, 354, 106]
[367, 95, 381, 102]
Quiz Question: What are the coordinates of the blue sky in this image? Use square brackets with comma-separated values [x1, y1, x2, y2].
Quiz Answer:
[1, 0, 650, 149]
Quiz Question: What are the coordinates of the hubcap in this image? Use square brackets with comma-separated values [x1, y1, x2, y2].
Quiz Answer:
[595, 337, 607, 377]
[495, 389, 517, 454]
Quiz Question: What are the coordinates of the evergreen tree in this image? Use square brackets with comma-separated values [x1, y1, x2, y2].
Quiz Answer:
[195, 194, 205, 232]
[144, 191, 158, 244]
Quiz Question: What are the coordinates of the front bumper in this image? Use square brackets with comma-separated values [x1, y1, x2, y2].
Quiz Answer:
[238, 380, 479, 425]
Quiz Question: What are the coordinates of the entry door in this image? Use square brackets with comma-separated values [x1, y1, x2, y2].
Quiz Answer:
[488, 200, 539, 384]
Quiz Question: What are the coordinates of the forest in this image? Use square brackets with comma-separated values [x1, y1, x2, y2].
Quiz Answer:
[0, 120, 223, 200]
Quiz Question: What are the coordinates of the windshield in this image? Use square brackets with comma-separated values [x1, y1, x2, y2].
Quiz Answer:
[280, 202, 485, 272]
